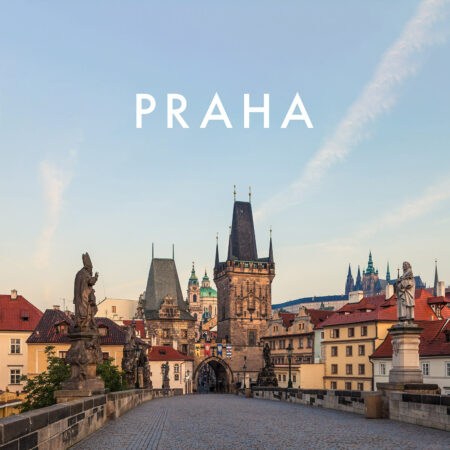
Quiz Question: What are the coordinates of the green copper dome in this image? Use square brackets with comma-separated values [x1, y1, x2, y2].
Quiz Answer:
[200, 286, 217, 298]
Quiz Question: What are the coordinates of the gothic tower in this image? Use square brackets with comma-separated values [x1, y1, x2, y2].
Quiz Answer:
[187, 262, 202, 339]
[345, 264, 354, 295]
[214, 199, 275, 347]
[354, 265, 363, 291]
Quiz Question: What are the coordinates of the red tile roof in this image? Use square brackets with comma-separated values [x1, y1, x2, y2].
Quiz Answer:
[371, 319, 450, 358]
[148, 345, 193, 361]
[305, 308, 335, 328]
[123, 319, 147, 339]
[27, 309, 146, 346]
[279, 312, 295, 329]
[0, 294, 42, 331]
[320, 290, 438, 328]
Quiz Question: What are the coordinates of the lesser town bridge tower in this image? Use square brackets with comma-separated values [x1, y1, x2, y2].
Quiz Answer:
[213, 198, 275, 383]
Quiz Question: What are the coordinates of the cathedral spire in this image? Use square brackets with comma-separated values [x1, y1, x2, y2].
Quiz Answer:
[386, 262, 391, 282]
[345, 264, 354, 295]
[354, 265, 362, 291]
[433, 259, 439, 296]
[268, 228, 274, 264]
[366, 250, 375, 274]
[214, 233, 219, 269]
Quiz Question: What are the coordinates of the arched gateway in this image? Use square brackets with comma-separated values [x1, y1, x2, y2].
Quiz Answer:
[194, 356, 233, 393]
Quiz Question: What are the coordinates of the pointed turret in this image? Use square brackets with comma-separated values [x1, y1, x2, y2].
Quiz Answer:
[386, 262, 391, 282]
[227, 226, 233, 260]
[345, 264, 354, 295]
[188, 262, 198, 286]
[433, 260, 439, 296]
[366, 251, 375, 275]
[214, 234, 219, 269]
[229, 201, 258, 261]
[268, 228, 274, 264]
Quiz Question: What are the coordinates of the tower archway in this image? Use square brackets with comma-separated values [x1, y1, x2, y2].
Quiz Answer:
[194, 356, 233, 393]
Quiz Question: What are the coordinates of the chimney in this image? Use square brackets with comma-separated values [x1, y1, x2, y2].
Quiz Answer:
[10, 289, 17, 300]
[385, 284, 394, 299]
[53, 305, 60, 310]
[348, 291, 363, 304]
[437, 281, 445, 297]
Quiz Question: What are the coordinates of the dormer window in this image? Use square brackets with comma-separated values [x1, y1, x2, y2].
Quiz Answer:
[56, 323, 68, 335]
[98, 326, 108, 336]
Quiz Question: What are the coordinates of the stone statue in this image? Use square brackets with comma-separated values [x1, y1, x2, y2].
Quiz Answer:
[122, 325, 137, 387]
[56, 253, 105, 399]
[138, 348, 152, 389]
[256, 343, 278, 387]
[395, 261, 415, 323]
[74, 253, 99, 330]
[162, 361, 170, 389]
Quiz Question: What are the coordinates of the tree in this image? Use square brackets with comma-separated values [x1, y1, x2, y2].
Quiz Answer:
[96, 357, 129, 392]
[20, 346, 70, 412]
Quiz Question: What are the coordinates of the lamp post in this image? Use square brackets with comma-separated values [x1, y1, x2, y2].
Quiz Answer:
[287, 342, 293, 389]
[243, 356, 247, 389]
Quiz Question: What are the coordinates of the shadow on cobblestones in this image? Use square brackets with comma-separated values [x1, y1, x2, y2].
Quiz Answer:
[73, 394, 449, 449]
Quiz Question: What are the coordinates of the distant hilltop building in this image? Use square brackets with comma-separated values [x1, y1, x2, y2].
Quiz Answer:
[345, 251, 426, 297]
[272, 295, 348, 313]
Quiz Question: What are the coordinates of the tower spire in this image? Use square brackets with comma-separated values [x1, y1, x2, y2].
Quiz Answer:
[152, 242, 154, 259]
[215, 233, 219, 269]
[227, 225, 233, 260]
[433, 259, 439, 296]
[386, 262, 391, 282]
[172, 243, 175, 260]
[249, 186, 252, 204]
[233, 185, 236, 202]
[268, 227, 274, 264]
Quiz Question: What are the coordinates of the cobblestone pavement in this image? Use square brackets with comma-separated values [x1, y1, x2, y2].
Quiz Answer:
[73, 394, 449, 449]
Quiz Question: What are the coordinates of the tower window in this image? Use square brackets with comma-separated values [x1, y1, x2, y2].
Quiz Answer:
[193, 294, 197, 303]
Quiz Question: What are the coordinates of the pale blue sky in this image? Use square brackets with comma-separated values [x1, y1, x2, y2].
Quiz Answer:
[1, 1, 449, 310]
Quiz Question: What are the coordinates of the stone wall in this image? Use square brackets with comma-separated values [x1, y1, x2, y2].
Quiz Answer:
[389, 392, 450, 432]
[252, 387, 369, 415]
[0, 389, 155, 449]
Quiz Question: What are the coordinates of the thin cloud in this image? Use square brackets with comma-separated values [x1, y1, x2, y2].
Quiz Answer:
[257, 0, 450, 219]
[34, 153, 75, 268]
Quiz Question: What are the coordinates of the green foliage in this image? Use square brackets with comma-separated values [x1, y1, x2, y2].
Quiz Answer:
[20, 346, 71, 412]
[96, 357, 129, 392]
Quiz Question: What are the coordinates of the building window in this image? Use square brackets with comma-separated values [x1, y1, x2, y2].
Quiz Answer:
[163, 329, 169, 339]
[59, 351, 67, 359]
[380, 363, 386, 375]
[278, 374, 281, 381]
[358, 364, 365, 375]
[422, 362, 430, 376]
[283, 374, 286, 382]
[331, 364, 338, 374]
[357, 382, 364, 391]
[10, 369, 21, 385]
[331, 346, 338, 357]
[112, 306, 117, 313]
[299, 338, 303, 349]
[346, 346, 353, 357]
[10, 338, 21, 354]
[181, 329, 188, 339]
[346, 364, 353, 375]
[361, 326, 368, 337]
[248, 330, 257, 346]
[288, 338, 293, 348]
[348, 328, 355, 337]
[174, 374, 179, 381]
[102, 352, 110, 360]
[98, 326, 108, 336]
[332, 329, 340, 338]
[321, 331, 324, 339]
[181, 344, 188, 354]
[358, 345, 365, 356]
[174, 364, 179, 373]
[331, 381, 337, 390]
[345, 382, 352, 390]
[446, 362, 450, 377]
[279, 340, 285, 350]
[293, 375, 296, 382]
[193, 294, 197, 303]
[306, 337, 312, 348]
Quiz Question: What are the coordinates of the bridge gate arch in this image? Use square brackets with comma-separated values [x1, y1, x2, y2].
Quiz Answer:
[194, 356, 234, 393]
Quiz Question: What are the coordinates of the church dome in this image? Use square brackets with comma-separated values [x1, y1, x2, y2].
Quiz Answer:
[200, 286, 217, 298]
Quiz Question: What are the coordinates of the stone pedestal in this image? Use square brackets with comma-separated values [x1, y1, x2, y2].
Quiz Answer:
[388, 324, 423, 384]
[55, 329, 105, 403]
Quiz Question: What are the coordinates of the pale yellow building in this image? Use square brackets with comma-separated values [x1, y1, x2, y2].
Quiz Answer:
[26, 308, 143, 377]
[0, 290, 43, 392]
[96, 297, 138, 324]
[320, 288, 439, 391]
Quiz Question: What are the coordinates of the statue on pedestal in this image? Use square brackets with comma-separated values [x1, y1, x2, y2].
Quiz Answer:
[56, 253, 105, 400]
[122, 325, 137, 387]
[138, 348, 152, 389]
[162, 361, 170, 389]
[256, 343, 278, 387]
[395, 261, 415, 324]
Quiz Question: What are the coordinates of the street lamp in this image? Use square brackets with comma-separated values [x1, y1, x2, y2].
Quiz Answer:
[287, 342, 293, 389]
[243, 356, 247, 389]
